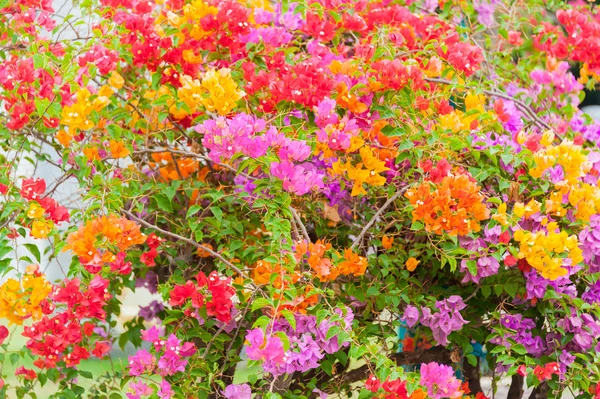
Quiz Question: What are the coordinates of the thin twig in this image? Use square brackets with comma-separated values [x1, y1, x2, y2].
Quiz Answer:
[424, 77, 560, 139]
[290, 206, 310, 243]
[351, 188, 406, 250]
[121, 209, 256, 286]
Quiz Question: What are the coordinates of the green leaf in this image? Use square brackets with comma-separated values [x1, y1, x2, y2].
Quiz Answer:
[186, 205, 202, 218]
[280, 309, 297, 331]
[466, 354, 478, 367]
[33, 54, 45, 69]
[512, 344, 527, 355]
[23, 243, 41, 263]
[325, 325, 341, 341]
[210, 206, 223, 223]
[251, 298, 271, 312]
[481, 285, 491, 298]
[154, 194, 173, 213]
[466, 260, 477, 276]
[505, 284, 518, 298]
[448, 256, 457, 272]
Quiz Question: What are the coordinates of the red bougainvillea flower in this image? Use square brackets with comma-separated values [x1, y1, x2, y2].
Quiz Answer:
[20, 178, 46, 200]
[15, 366, 37, 380]
[0, 325, 8, 345]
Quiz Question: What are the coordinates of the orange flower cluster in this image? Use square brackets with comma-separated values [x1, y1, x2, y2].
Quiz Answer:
[0, 267, 53, 325]
[251, 259, 300, 289]
[405, 173, 490, 236]
[149, 152, 200, 181]
[64, 214, 146, 265]
[295, 240, 367, 281]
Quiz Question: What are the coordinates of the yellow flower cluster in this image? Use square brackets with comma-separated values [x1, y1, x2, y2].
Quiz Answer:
[26, 202, 54, 239]
[530, 140, 600, 222]
[513, 225, 583, 280]
[579, 63, 600, 85]
[0, 273, 52, 324]
[60, 87, 112, 131]
[181, 0, 218, 40]
[331, 146, 389, 196]
[438, 93, 486, 133]
[567, 183, 600, 221]
[177, 69, 245, 116]
[159, 0, 218, 41]
[530, 140, 589, 184]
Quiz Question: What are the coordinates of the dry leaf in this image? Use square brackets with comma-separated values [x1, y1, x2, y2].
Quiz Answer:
[322, 202, 341, 224]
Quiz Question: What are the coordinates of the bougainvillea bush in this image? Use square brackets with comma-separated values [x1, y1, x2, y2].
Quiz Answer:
[4, 0, 600, 398]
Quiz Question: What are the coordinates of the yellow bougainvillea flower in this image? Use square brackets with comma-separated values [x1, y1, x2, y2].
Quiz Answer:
[109, 140, 130, 158]
[513, 228, 582, 280]
[200, 68, 245, 115]
[177, 75, 205, 113]
[406, 257, 419, 272]
[27, 202, 45, 219]
[0, 273, 52, 325]
[108, 71, 124, 89]
[31, 219, 54, 239]
[181, 0, 218, 39]
[492, 203, 508, 226]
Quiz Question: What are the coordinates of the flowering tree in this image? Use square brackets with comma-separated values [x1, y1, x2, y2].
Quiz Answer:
[3, 0, 600, 398]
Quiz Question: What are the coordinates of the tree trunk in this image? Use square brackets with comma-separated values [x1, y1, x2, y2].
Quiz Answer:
[507, 375, 524, 399]
[529, 382, 550, 399]
[463, 358, 483, 394]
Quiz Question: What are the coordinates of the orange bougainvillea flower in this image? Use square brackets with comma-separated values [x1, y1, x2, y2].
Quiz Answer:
[335, 82, 369, 114]
[405, 172, 490, 236]
[410, 389, 427, 399]
[337, 248, 368, 277]
[109, 140, 130, 158]
[295, 240, 368, 281]
[83, 146, 100, 161]
[56, 130, 72, 147]
[252, 260, 300, 289]
[64, 214, 146, 265]
[382, 235, 394, 250]
[149, 152, 199, 181]
[405, 257, 419, 271]
[196, 243, 214, 258]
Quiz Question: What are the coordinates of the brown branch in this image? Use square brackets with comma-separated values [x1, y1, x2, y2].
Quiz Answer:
[290, 206, 310, 243]
[351, 188, 406, 250]
[423, 77, 560, 140]
[121, 209, 257, 288]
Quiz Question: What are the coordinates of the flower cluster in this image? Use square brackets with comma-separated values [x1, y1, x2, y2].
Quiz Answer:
[0, 268, 52, 325]
[20, 178, 69, 239]
[402, 296, 468, 346]
[419, 362, 463, 399]
[169, 270, 236, 323]
[126, 327, 194, 399]
[177, 68, 245, 116]
[513, 226, 582, 280]
[405, 169, 490, 236]
[365, 374, 409, 399]
[294, 240, 367, 281]
[23, 275, 111, 368]
[245, 308, 353, 376]
[64, 214, 147, 271]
